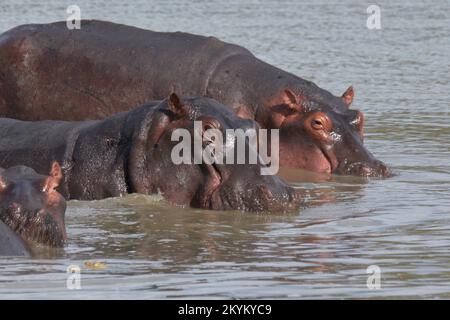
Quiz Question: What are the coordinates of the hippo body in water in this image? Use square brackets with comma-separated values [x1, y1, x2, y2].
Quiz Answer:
[0, 20, 389, 177]
[0, 95, 301, 213]
[0, 220, 30, 256]
[0, 163, 66, 256]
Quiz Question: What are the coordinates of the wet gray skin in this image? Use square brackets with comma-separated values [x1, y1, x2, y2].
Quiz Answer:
[141, 95, 302, 213]
[0, 163, 67, 248]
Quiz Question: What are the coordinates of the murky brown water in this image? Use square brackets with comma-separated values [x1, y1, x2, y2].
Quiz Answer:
[0, 0, 449, 299]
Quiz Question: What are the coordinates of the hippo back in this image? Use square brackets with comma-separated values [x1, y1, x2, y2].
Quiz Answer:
[0, 20, 253, 121]
[0, 118, 93, 180]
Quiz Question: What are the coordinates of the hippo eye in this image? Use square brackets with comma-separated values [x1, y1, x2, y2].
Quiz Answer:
[201, 118, 222, 132]
[311, 119, 324, 130]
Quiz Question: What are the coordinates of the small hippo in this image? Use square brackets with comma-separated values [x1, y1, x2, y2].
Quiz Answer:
[0, 94, 301, 213]
[0, 20, 389, 177]
[0, 163, 66, 256]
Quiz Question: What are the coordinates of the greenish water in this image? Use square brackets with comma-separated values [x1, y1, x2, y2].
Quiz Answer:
[0, 0, 449, 299]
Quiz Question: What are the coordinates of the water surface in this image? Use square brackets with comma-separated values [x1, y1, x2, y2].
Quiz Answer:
[0, 0, 449, 299]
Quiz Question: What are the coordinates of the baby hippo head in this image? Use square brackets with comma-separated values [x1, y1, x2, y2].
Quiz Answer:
[0, 162, 67, 247]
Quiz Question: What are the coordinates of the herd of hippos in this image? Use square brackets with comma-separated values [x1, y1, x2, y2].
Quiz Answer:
[0, 20, 390, 256]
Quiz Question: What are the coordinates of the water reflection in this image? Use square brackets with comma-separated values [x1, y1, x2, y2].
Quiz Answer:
[61, 177, 367, 271]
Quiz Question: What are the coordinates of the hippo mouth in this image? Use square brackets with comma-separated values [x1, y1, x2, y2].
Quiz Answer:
[195, 163, 223, 209]
[318, 145, 338, 174]
[320, 149, 391, 178]
[314, 141, 391, 177]
[192, 158, 303, 212]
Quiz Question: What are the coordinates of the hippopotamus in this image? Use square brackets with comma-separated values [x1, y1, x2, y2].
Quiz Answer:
[0, 20, 390, 177]
[0, 163, 66, 256]
[0, 220, 29, 256]
[0, 94, 301, 213]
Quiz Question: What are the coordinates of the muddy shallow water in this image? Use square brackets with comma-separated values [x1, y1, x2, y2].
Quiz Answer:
[0, 0, 449, 298]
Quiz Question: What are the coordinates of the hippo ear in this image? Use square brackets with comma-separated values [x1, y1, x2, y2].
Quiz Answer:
[269, 90, 304, 127]
[342, 86, 354, 107]
[283, 89, 300, 108]
[166, 92, 189, 119]
[42, 162, 62, 192]
[270, 89, 301, 113]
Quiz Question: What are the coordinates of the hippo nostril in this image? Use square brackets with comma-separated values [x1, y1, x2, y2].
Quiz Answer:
[367, 159, 391, 177]
[359, 166, 373, 176]
[352, 161, 391, 178]
[379, 163, 392, 178]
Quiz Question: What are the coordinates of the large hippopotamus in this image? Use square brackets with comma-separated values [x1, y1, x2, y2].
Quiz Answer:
[0, 163, 66, 256]
[0, 94, 301, 213]
[0, 20, 389, 177]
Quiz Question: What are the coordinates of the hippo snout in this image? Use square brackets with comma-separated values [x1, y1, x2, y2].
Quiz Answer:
[254, 182, 302, 213]
[249, 175, 303, 213]
[211, 175, 302, 213]
[343, 160, 391, 178]
[270, 183, 302, 212]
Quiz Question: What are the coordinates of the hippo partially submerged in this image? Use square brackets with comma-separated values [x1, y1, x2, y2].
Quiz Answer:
[0, 220, 29, 256]
[0, 20, 389, 177]
[0, 94, 301, 213]
[0, 163, 66, 256]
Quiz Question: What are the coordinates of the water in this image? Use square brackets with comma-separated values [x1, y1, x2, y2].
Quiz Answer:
[0, 0, 449, 299]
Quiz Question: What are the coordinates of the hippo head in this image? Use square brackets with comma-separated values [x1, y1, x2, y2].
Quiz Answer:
[0, 162, 67, 247]
[128, 93, 301, 212]
[266, 86, 390, 177]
